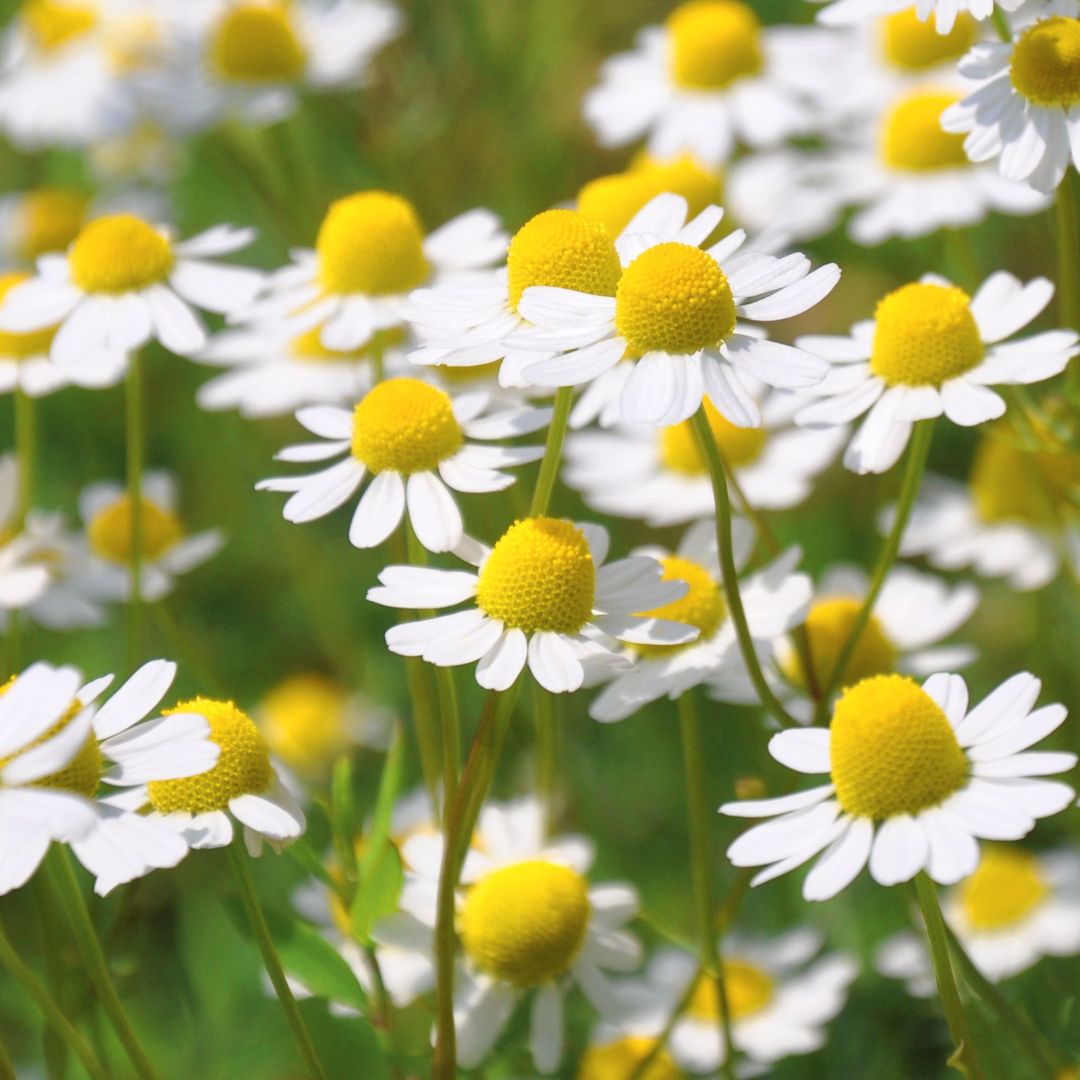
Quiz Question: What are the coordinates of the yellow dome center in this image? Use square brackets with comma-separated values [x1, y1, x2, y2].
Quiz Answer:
[22, 0, 98, 52]
[635, 555, 724, 657]
[880, 89, 969, 171]
[0, 273, 59, 358]
[1011, 17, 1080, 107]
[578, 1037, 681, 1080]
[259, 673, 351, 777]
[69, 214, 173, 293]
[879, 9, 977, 71]
[659, 398, 767, 474]
[87, 495, 183, 564]
[476, 518, 596, 634]
[350, 377, 463, 474]
[688, 960, 774, 1021]
[209, 3, 306, 83]
[459, 859, 590, 987]
[870, 282, 982, 387]
[147, 698, 272, 814]
[667, 0, 764, 90]
[506, 208, 621, 312]
[15, 188, 87, 261]
[615, 242, 736, 357]
[316, 191, 430, 296]
[958, 847, 1049, 930]
[830, 674, 968, 820]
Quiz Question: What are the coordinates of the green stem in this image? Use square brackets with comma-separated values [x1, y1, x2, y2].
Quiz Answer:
[44, 848, 159, 1080]
[811, 419, 935, 726]
[533, 680, 558, 836]
[529, 386, 573, 517]
[362, 946, 405, 1080]
[14, 389, 35, 530]
[34, 874, 70, 1080]
[992, 7, 1012, 41]
[690, 408, 797, 728]
[0, 918, 108, 1080]
[914, 873, 984, 1079]
[678, 692, 737, 1080]
[124, 351, 145, 673]
[226, 842, 328, 1080]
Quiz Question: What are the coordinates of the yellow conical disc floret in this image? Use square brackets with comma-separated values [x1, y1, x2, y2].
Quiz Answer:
[578, 1038, 681, 1080]
[667, 0, 764, 90]
[0, 274, 58, 358]
[881, 90, 968, 171]
[659, 398, 767, 474]
[210, 2, 306, 82]
[316, 191, 430, 296]
[830, 674, 968, 820]
[879, 8, 976, 71]
[870, 282, 982, 387]
[22, 0, 98, 52]
[506, 209, 622, 311]
[615, 243, 736, 357]
[688, 960, 773, 1020]
[786, 597, 898, 692]
[958, 846, 1048, 929]
[87, 496, 183, 564]
[636, 555, 724, 657]
[459, 860, 590, 987]
[69, 214, 174, 293]
[1011, 17, 1080, 106]
[16, 188, 87, 260]
[260, 673, 352, 776]
[476, 518, 595, 634]
[148, 698, 272, 814]
[350, 377, 463, 474]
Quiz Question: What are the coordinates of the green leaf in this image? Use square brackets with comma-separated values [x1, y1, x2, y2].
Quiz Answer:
[350, 842, 404, 945]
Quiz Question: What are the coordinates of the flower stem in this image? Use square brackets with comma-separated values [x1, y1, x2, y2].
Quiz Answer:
[691, 407, 798, 728]
[529, 386, 573, 517]
[14, 389, 35, 529]
[124, 350, 145, 673]
[914, 873, 984, 1080]
[991, 7, 1011, 41]
[44, 847, 160, 1080]
[226, 841, 328, 1080]
[677, 692, 737, 1080]
[533, 679, 558, 835]
[810, 419, 935, 727]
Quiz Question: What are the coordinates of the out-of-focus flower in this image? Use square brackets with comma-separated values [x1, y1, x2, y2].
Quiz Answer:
[0, 188, 88, 266]
[814, 0, 1024, 35]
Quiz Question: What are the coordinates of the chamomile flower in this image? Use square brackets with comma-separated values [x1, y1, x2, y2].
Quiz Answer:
[588, 520, 811, 723]
[564, 394, 846, 524]
[257, 380, 548, 554]
[576, 1030, 681, 1080]
[721, 671, 1076, 900]
[0, 213, 263, 386]
[517, 194, 839, 429]
[794, 273, 1079, 474]
[370, 517, 699, 693]
[0, 187, 88, 265]
[0, 272, 69, 396]
[877, 846, 1080, 993]
[375, 798, 642, 1073]
[243, 191, 506, 352]
[814, 0, 1023, 35]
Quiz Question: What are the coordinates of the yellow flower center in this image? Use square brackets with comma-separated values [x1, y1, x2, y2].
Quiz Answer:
[0, 678, 101, 797]
[659, 399, 767, 475]
[870, 282, 982, 387]
[0, 273, 58, 358]
[688, 960, 774, 1021]
[459, 860, 590, 987]
[578, 1038, 681, 1080]
[635, 555, 724, 657]
[316, 191, 430, 296]
[1011, 17, 1080, 106]
[667, 0, 764, 90]
[958, 846, 1049, 930]
[506, 208, 621, 312]
[22, 0, 98, 52]
[15, 188, 87, 261]
[209, 2, 306, 83]
[830, 674, 968, 820]
[879, 8, 977, 71]
[259, 673, 351, 777]
[476, 518, 596, 634]
[147, 698, 272, 814]
[68, 214, 174, 294]
[615, 243, 736, 357]
[350, 377, 463, 474]
[87, 495, 183, 564]
[880, 89, 969, 171]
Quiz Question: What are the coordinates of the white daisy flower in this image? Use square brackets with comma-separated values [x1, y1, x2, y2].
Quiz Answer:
[575, 1025, 682, 1079]
[0, 213, 263, 387]
[369, 517, 700, 693]
[582, 0, 826, 166]
[75, 472, 223, 603]
[0, 271, 71, 396]
[256, 379, 548, 554]
[516, 194, 839, 429]
[720, 670, 1076, 900]
[814, 0, 1024, 35]
[374, 797, 642, 1073]
[589, 520, 812, 723]
[0, 659, 221, 897]
[564, 394, 846, 525]
[877, 845, 1080, 994]
[0, 187, 88, 266]
[242, 190, 507, 353]
[794, 272, 1079, 474]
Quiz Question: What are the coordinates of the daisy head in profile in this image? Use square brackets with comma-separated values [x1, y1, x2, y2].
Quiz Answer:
[721, 671, 1075, 900]
[256, 379, 549, 554]
[794, 272, 1079, 474]
[0, 213, 263, 387]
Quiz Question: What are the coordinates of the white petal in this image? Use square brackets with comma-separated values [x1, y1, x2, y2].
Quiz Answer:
[868, 815, 928, 886]
[802, 817, 873, 901]
[348, 471, 405, 548]
[406, 472, 463, 554]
